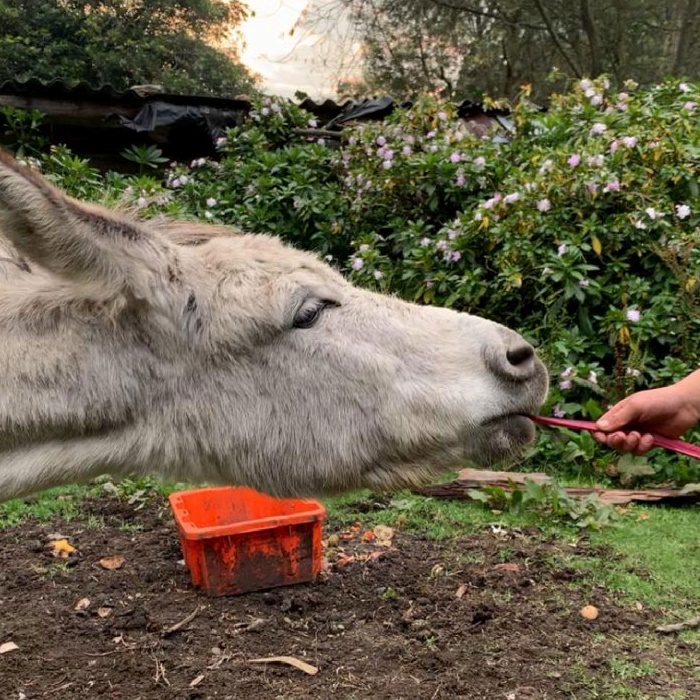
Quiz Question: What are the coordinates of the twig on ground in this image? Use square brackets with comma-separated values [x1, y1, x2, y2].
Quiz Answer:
[162, 605, 201, 637]
[656, 615, 700, 634]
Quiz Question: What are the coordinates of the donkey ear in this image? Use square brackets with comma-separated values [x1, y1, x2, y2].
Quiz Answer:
[0, 149, 171, 290]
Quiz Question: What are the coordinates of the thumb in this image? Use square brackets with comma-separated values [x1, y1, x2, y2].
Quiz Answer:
[596, 396, 640, 432]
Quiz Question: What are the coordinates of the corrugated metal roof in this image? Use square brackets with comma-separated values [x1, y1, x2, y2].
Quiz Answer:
[0, 78, 512, 121]
[0, 77, 252, 110]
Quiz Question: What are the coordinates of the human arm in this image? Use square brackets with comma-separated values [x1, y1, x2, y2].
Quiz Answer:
[593, 368, 700, 455]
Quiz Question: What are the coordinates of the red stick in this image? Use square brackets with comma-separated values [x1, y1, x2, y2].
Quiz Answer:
[530, 415, 700, 461]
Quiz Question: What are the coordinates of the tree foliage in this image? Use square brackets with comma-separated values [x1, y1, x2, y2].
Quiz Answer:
[0, 0, 257, 95]
[334, 0, 700, 102]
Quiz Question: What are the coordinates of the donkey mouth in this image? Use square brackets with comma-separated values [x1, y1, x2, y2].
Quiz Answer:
[480, 413, 537, 453]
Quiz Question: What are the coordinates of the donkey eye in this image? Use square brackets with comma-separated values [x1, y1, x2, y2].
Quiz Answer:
[293, 301, 331, 329]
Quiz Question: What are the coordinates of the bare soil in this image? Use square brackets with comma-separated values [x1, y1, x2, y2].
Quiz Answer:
[1, 493, 698, 699]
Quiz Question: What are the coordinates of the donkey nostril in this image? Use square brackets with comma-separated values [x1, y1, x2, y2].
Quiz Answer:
[506, 343, 535, 367]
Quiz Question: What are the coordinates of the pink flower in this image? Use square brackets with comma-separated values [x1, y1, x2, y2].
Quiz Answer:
[351, 257, 364, 271]
[557, 243, 568, 257]
[560, 367, 574, 378]
[604, 180, 620, 192]
[683, 101, 697, 110]
[373, 270, 383, 280]
[590, 123, 607, 135]
[609, 140, 620, 153]
[568, 154, 581, 167]
[136, 196, 147, 208]
[676, 204, 691, 219]
[206, 197, 217, 207]
[382, 160, 392, 170]
[504, 192, 520, 204]
[473, 156, 486, 167]
[559, 380, 572, 390]
[450, 251, 462, 262]
[537, 198, 551, 212]
[376, 136, 387, 146]
[621, 136, 638, 148]
[450, 152, 461, 163]
[456, 169, 466, 187]
[553, 404, 566, 418]
[626, 308, 641, 322]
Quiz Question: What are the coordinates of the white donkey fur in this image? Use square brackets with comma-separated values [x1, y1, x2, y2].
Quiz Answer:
[0, 149, 548, 502]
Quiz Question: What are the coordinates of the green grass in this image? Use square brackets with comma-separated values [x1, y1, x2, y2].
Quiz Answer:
[0, 482, 101, 527]
[0, 475, 185, 529]
[587, 505, 700, 613]
[323, 487, 700, 617]
[2, 474, 699, 619]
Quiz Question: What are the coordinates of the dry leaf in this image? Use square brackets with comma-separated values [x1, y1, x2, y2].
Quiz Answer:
[74, 597, 91, 611]
[97, 607, 112, 619]
[373, 524, 395, 547]
[0, 641, 19, 654]
[580, 605, 599, 620]
[47, 532, 70, 541]
[247, 656, 319, 676]
[430, 563, 445, 577]
[189, 674, 205, 687]
[335, 553, 354, 569]
[49, 539, 76, 558]
[494, 563, 520, 573]
[361, 530, 376, 542]
[638, 511, 650, 521]
[99, 555, 125, 570]
[455, 583, 468, 599]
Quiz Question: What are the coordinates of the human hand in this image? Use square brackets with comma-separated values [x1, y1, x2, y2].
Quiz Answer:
[593, 382, 700, 455]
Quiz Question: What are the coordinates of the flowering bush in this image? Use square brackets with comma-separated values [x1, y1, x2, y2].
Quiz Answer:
[22, 82, 700, 484]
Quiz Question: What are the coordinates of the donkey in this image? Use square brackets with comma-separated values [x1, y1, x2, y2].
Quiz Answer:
[0, 150, 548, 502]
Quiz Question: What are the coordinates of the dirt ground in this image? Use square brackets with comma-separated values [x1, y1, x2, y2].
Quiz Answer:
[1, 493, 698, 700]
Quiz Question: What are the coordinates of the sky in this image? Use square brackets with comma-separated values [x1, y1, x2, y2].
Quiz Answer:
[234, 0, 361, 99]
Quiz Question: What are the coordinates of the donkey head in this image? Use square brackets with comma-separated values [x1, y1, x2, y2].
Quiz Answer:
[0, 151, 548, 500]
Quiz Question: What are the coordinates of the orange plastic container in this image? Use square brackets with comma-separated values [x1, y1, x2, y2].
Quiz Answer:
[168, 486, 326, 597]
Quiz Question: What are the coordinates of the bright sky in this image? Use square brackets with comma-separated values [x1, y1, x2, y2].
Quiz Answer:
[234, 0, 360, 99]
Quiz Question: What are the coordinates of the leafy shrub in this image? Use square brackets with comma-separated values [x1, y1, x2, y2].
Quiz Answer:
[16, 81, 700, 485]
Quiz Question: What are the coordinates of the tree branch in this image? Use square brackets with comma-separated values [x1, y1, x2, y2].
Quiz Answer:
[425, 0, 547, 30]
[579, 0, 602, 76]
[531, 0, 582, 77]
